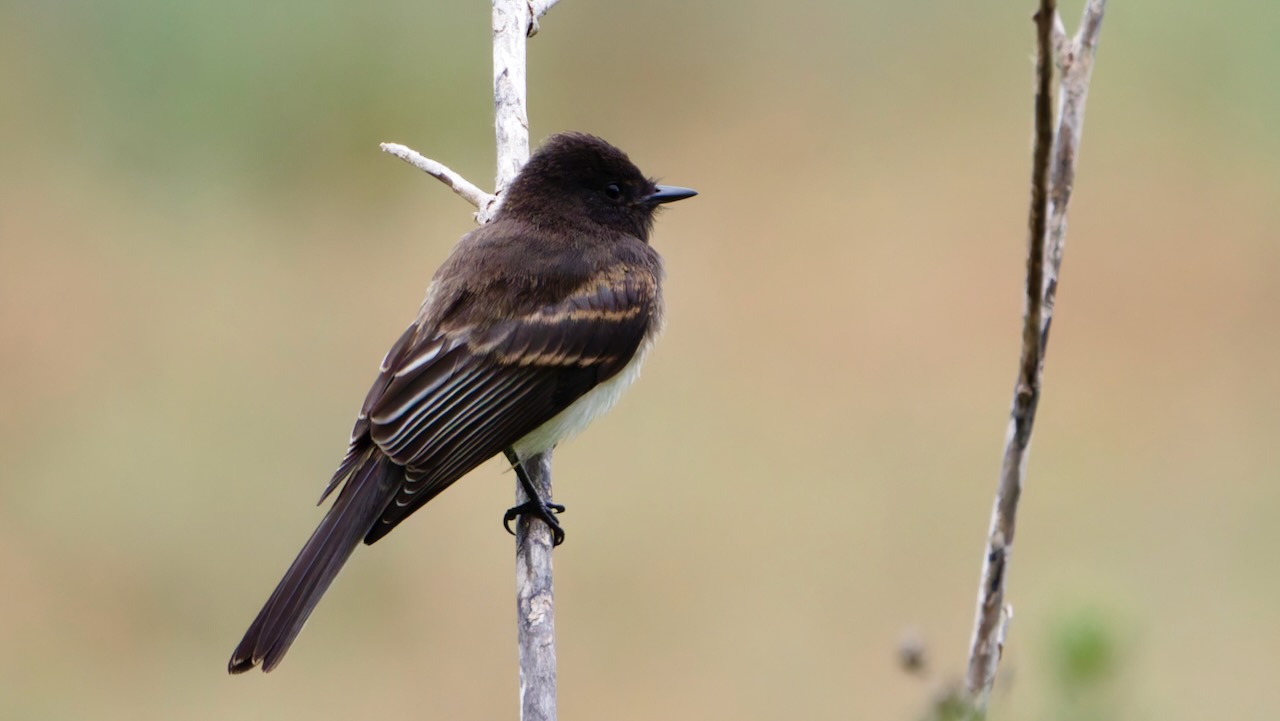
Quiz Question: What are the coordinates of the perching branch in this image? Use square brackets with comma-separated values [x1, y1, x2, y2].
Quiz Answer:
[489, 1, 563, 717]
[962, 0, 1108, 714]
[379, 1, 562, 720]
[510, 449, 558, 721]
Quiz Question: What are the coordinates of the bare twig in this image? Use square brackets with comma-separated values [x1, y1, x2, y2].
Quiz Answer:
[489, 1, 562, 718]
[962, 2, 1055, 703]
[379, 142, 495, 212]
[526, 1, 562, 37]
[1043, 0, 1108, 344]
[489, 0, 534, 210]
[529, 0, 562, 19]
[962, 0, 1107, 714]
[380, 1, 562, 719]
[511, 449, 558, 721]
[378, 1, 561, 222]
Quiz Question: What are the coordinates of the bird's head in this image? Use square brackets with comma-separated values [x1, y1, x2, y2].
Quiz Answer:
[499, 132, 696, 242]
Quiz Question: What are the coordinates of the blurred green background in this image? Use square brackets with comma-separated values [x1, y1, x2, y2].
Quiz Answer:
[3, 0, 1277, 719]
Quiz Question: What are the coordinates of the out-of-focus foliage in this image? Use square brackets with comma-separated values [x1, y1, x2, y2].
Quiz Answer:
[2, 1, 1278, 720]
[1045, 608, 1125, 721]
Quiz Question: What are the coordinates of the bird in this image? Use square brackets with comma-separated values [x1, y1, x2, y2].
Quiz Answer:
[228, 132, 696, 674]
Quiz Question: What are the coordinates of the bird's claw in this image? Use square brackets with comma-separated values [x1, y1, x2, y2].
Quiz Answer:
[503, 501, 566, 546]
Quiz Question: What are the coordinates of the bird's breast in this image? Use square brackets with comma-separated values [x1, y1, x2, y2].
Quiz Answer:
[510, 335, 655, 460]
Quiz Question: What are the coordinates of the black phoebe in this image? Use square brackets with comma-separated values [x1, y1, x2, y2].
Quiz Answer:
[228, 132, 695, 673]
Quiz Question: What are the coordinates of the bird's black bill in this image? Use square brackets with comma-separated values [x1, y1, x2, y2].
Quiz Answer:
[647, 185, 698, 204]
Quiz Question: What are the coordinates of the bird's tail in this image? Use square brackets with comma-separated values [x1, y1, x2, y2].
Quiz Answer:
[228, 448, 401, 673]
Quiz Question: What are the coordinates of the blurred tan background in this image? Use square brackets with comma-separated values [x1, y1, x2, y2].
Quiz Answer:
[2, 0, 1277, 719]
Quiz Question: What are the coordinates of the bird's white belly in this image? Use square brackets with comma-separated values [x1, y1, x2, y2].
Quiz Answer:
[511, 341, 652, 460]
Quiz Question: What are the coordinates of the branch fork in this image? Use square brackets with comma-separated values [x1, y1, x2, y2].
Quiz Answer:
[378, 142, 498, 221]
[961, 0, 1108, 715]
[380, 0, 561, 226]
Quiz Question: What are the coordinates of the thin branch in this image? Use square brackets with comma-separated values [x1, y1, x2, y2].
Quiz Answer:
[488, 1, 562, 719]
[377, 0, 560, 223]
[526, 0, 562, 37]
[511, 449, 558, 721]
[962, 0, 1107, 713]
[961, 1, 1055, 701]
[378, 142, 495, 213]
[529, 0, 562, 19]
[488, 0, 535, 217]
[1043, 0, 1108, 344]
[380, 1, 563, 719]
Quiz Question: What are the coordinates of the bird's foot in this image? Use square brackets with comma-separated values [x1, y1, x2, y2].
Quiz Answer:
[503, 501, 566, 546]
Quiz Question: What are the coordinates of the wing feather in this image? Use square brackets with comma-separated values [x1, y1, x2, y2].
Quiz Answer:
[351, 268, 658, 543]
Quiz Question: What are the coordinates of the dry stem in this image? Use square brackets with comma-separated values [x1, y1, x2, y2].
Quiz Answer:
[379, 1, 562, 719]
[961, 0, 1108, 714]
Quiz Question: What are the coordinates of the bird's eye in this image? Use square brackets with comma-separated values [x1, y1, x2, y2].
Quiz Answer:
[604, 183, 622, 200]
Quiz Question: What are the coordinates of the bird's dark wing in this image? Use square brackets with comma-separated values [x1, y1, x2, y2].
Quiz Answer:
[356, 268, 657, 543]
